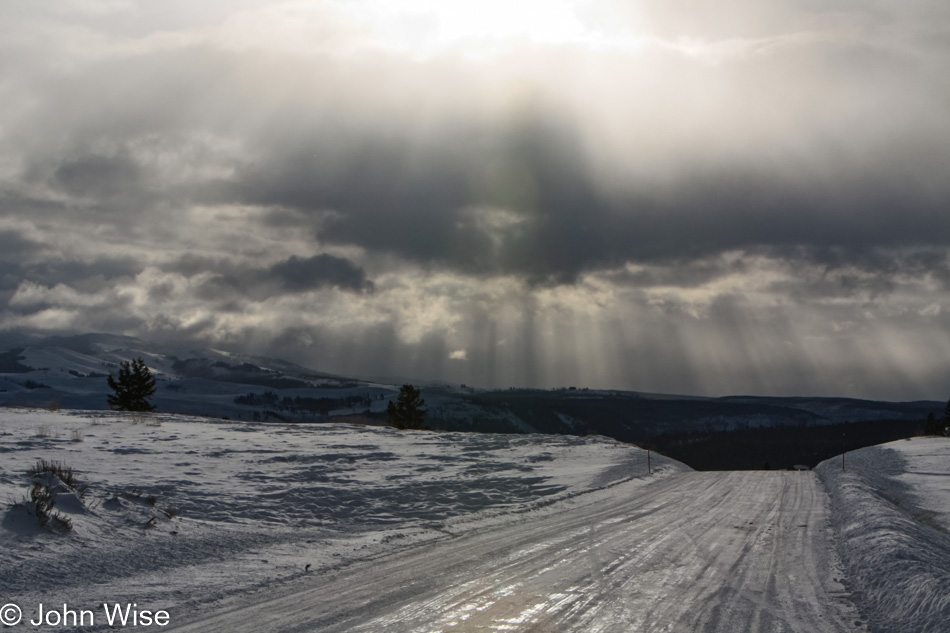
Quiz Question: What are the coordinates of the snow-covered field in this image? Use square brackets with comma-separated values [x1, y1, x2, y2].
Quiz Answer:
[4, 407, 948, 633]
[817, 436, 950, 633]
[0, 408, 679, 631]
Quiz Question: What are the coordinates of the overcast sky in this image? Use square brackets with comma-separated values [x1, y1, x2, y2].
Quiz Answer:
[2, 0, 949, 399]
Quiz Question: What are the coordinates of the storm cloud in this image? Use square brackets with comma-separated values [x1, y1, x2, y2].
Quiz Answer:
[180, 253, 373, 301]
[1, 0, 949, 398]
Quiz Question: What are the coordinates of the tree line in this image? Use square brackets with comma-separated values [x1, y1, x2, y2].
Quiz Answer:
[233, 391, 376, 415]
[643, 413, 947, 471]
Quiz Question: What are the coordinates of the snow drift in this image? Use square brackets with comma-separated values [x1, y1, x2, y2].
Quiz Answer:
[817, 437, 950, 633]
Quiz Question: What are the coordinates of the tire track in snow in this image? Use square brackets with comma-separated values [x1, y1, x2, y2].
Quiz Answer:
[167, 472, 864, 633]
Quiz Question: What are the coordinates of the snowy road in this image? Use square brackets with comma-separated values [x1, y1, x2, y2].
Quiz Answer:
[169, 472, 863, 633]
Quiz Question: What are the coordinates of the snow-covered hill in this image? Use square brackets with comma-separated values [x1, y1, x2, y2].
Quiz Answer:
[0, 333, 391, 421]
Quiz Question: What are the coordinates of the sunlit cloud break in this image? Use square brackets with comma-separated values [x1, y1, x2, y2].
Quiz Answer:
[1, 0, 949, 399]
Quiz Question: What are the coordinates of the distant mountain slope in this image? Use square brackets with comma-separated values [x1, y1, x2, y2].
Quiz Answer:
[0, 332, 393, 420]
[0, 333, 940, 442]
[426, 387, 938, 441]
[719, 395, 938, 422]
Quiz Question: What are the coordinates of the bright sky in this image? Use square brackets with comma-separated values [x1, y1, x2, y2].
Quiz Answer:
[2, 0, 950, 399]
[330, 0, 643, 55]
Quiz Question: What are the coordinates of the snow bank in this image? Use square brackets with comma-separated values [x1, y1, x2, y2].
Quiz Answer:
[0, 408, 683, 627]
[816, 437, 950, 633]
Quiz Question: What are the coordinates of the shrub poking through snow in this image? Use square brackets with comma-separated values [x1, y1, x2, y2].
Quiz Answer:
[29, 481, 55, 517]
[27, 459, 86, 497]
[13, 476, 73, 532]
[17, 459, 88, 531]
[26, 480, 72, 531]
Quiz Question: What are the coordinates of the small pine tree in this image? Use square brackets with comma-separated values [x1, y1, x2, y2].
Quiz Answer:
[107, 358, 157, 412]
[924, 411, 939, 435]
[942, 399, 950, 436]
[387, 384, 426, 430]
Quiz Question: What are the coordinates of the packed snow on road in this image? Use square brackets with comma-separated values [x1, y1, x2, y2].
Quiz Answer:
[1, 408, 948, 631]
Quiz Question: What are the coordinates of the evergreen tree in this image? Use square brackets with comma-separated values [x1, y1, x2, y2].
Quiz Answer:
[924, 411, 939, 435]
[387, 384, 426, 430]
[107, 358, 157, 412]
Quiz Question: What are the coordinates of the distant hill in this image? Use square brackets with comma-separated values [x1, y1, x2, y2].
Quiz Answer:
[424, 387, 939, 442]
[0, 333, 940, 452]
[0, 332, 395, 421]
[421, 387, 938, 470]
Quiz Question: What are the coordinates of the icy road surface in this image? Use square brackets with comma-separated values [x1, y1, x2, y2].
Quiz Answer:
[169, 471, 863, 633]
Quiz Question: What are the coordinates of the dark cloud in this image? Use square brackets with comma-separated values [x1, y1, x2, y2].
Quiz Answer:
[25, 257, 143, 292]
[307, 116, 615, 283]
[762, 246, 950, 299]
[162, 254, 228, 278]
[0, 190, 71, 226]
[0, 229, 41, 261]
[228, 121, 950, 285]
[225, 110, 631, 281]
[269, 255, 373, 293]
[52, 151, 142, 198]
[168, 253, 373, 302]
[0, 254, 143, 315]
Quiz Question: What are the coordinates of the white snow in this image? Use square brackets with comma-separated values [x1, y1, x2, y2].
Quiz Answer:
[165, 470, 866, 633]
[4, 406, 947, 633]
[0, 408, 680, 631]
[890, 438, 950, 527]
[816, 437, 950, 633]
